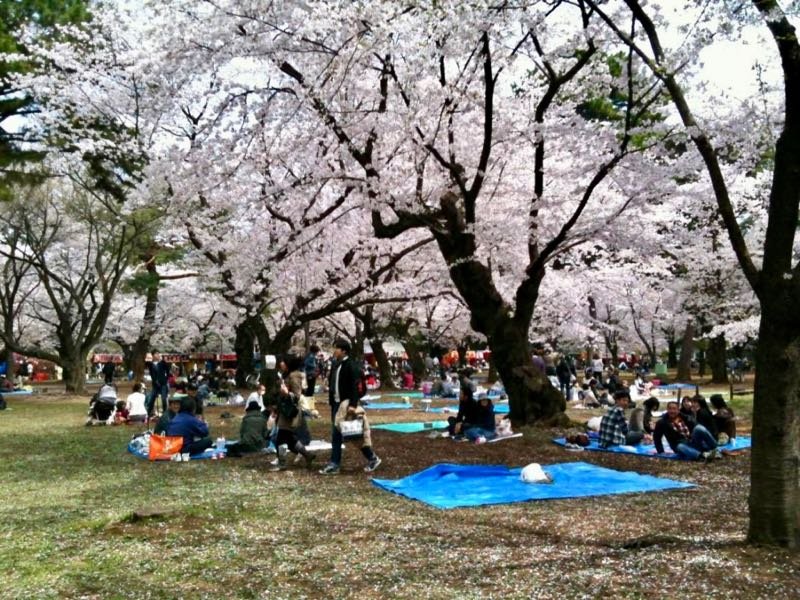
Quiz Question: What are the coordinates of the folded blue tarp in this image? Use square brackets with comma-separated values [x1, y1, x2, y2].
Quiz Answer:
[552, 435, 752, 459]
[372, 421, 449, 433]
[363, 402, 413, 410]
[372, 461, 695, 509]
[127, 441, 229, 461]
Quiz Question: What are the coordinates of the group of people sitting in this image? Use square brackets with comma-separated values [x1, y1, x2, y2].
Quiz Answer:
[147, 353, 317, 470]
[86, 382, 149, 425]
[445, 387, 505, 443]
[597, 390, 737, 461]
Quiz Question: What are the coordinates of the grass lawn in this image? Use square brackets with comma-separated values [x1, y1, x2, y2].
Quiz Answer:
[0, 386, 797, 599]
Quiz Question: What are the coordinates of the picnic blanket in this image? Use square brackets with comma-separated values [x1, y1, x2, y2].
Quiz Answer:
[0, 390, 34, 396]
[363, 402, 414, 410]
[372, 461, 695, 509]
[127, 440, 229, 461]
[427, 403, 510, 415]
[372, 421, 449, 433]
[552, 435, 752, 459]
[382, 392, 425, 399]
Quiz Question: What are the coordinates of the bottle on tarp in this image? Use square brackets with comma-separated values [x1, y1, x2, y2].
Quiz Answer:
[216, 437, 226, 451]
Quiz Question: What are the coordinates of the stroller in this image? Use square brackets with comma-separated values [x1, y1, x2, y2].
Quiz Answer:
[86, 384, 118, 425]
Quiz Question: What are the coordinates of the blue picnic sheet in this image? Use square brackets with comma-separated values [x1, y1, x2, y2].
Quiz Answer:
[372, 421, 449, 433]
[363, 402, 414, 410]
[0, 390, 34, 396]
[382, 392, 425, 399]
[552, 435, 752, 459]
[427, 403, 510, 414]
[127, 440, 230, 461]
[372, 461, 695, 509]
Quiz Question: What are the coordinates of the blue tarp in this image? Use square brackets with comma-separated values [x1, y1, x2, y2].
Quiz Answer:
[657, 382, 695, 390]
[427, 403, 510, 414]
[372, 461, 695, 509]
[127, 440, 229, 461]
[552, 435, 752, 459]
[372, 421, 449, 433]
[0, 390, 33, 396]
[363, 402, 413, 410]
[382, 392, 425, 399]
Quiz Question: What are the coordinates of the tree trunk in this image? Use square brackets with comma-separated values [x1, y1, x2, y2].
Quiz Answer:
[371, 338, 396, 390]
[457, 341, 468, 368]
[234, 316, 259, 388]
[404, 338, 426, 386]
[748, 310, 800, 548]
[676, 322, 694, 381]
[707, 335, 729, 384]
[665, 333, 678, 368]
[489, 322, 566, 425]
[487, 352, 498, 384]
[62, 355, 86, 394]
[130, 270, 160, 382]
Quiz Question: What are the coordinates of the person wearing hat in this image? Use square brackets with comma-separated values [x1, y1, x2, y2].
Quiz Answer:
[319, 338, 381, 475]
[227, 400, 270, 457]
[153, 395, 184, 435]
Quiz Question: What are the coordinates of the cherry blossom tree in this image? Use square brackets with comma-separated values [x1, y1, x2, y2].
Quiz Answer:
[587, 0, 800, 548]
[0, 177, 156, 392]
[147, 0, 680, 423]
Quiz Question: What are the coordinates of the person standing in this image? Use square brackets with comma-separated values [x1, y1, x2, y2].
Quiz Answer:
[556, 356, 573, 401]
[146, 352, 170, 417]
[102, 360, 115, 385]
[304, 344, 320, 397]
[319, 338, 381, 475]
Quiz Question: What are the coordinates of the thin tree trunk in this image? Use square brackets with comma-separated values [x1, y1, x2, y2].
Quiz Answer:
[371, 338, 396, 390]
[404, 338, 426, 386]
[676, 322, 694, 381]
[707, 335, 729, 384]
[234, 316, 259, 388]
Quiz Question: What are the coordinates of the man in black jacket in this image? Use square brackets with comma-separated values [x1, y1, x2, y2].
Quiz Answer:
[319, 338, 381, 475]
[146, 352, 170, 417]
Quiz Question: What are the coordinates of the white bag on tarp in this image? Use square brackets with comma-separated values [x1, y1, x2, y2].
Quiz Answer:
[520, 463, 553, 484]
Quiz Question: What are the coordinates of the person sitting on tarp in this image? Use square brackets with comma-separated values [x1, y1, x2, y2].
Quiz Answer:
[86, 384, 118, 425]
[153, 396, 183, 435]
[463, 393, 496, 444]
[227, 400, 270, 457]
[654, 400, 718, 461]
[447, 387, 477, 439]
[166, 396, 212, 455]
[690, 395, 718, 441]
[710, 394, 736, 443]
[0, 375, 13, 392]
[599, 390, 643, 448]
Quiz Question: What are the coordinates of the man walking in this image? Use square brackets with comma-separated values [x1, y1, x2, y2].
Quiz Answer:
[319, 338, 381, 475]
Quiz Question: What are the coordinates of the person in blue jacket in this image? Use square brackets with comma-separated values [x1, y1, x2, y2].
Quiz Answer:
[166, 398, 212, 455]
